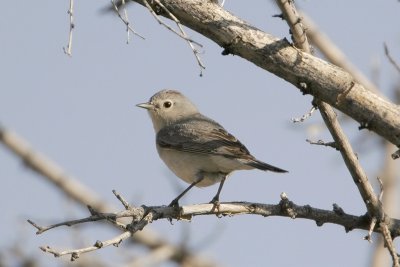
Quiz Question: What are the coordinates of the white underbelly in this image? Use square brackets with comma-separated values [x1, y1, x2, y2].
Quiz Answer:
[157, 146, 248, 187]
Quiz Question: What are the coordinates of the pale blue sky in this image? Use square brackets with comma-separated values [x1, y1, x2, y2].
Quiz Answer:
[1, 1, 399, 266]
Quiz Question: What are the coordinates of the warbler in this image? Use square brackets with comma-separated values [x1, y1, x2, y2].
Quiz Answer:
[137, 90, 287, 206]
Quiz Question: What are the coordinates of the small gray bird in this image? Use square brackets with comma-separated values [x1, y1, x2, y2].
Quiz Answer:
[137, 90, 287, 207]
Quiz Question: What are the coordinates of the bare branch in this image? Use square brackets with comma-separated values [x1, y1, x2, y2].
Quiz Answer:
[63, 0, 74, 56]
[372, 176, 400, 266]
[113, 189, 133, 210]
[276, 1, 399, 265]
[142, 0, 205, 75]
[0, 126, 219, 267]
[29, 192, 400, 261]
[111, 0, 145, 40]
[129, 0, 400, 146]
[318, 97, 384, 217]
[364, 217, 377, 243]
[317, 49, 400, 267]
[369, 112, 399, 267]
[275, 0, 309, 53]
[141, 0, 201, 46]
[277, 0, 381, 220]
[27, 209, 127, 235]
[153, 0, 205, 74]
[292, 105, 317, 123]
[276, 0, 380, 215]
[377, 177, 384, 202]
[40, 231, 132, 261]
[306, 139, 337, 150]
[384, 42, 400, 74]
[380, 223, 400, 267]
[122, 0, 130, 43]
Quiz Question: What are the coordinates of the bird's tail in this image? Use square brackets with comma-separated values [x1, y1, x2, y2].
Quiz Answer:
[247, 159, 288, 173]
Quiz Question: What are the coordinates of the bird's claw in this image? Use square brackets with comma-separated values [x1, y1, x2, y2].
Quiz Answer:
[209, 197, 221, 213]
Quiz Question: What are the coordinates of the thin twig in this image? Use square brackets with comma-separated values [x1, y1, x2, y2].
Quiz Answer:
[364, 217, 377, 243]
[377, 177, 384, 202]
[384, 43, 400, 74]
[63, 0, 74, 56]
[111, 0, 145, 40]
[28, 210, 130, 235]
[380, 223, 400, 267]
[292, 105, 317, 123]
[306, 139, 337, 150]
[40, 231, 132, 261]
[142, 0, 205, 75]
[142, 0, 201, 46]
[153, 0, 205, 75]
[122, 0, 130, 43]
[113, 189, 133, 210]
[371, 141, 399, 267]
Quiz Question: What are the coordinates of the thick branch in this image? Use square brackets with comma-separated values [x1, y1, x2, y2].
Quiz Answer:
[132, 0, 400, 147]
[276, 0, 380, 217]
[277, 2, 398, 264]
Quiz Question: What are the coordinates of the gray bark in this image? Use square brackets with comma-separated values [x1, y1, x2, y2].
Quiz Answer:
[134, 0, 400, 147]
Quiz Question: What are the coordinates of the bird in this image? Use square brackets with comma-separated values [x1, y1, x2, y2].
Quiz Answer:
[137, 89, 287, 207]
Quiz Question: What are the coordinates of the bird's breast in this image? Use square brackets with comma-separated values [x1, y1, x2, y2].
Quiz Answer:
[156, 146, 236, 187]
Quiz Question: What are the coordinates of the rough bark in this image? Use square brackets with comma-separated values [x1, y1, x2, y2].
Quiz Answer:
[134, 0, 400, 147]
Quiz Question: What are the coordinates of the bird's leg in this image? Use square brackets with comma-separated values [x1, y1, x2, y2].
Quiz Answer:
[169, 175, 204, 207]
[210, 175, 227, 209]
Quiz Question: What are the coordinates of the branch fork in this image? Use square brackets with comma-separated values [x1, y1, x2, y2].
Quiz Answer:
[275, 0, 399, 265]
[27, 190, 400, 262]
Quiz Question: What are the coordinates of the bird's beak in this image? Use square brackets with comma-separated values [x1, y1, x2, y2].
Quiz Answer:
[136, 102, 154, 110]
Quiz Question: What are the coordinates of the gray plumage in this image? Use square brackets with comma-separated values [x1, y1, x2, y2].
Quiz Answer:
[137, 89, 287, 206]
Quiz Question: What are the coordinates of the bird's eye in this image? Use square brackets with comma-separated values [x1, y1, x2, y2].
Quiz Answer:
[163, 101, 172, 108]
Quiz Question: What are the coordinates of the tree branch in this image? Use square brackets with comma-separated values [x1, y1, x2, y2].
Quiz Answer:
[0, 126, 219, 267]
[130, 0, 400, 148]
[28, 193, 400, 261]
[276, 1, 398, 265]
[384, 42, 400, 74]
[306, 139, 337, 150]
[63, 0, 74, 56]
[275, 0, 381, 216]
[111, 0, 145, 41]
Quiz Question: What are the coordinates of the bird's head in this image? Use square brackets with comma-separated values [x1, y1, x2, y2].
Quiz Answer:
[137, 89, 199, 132]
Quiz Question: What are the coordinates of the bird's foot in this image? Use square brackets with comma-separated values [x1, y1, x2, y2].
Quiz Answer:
[166, 199, 180, 224]
[209, 197, 221, 214]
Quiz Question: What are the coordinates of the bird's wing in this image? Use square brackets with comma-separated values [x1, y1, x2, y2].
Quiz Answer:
[156, 116, 254, 160]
